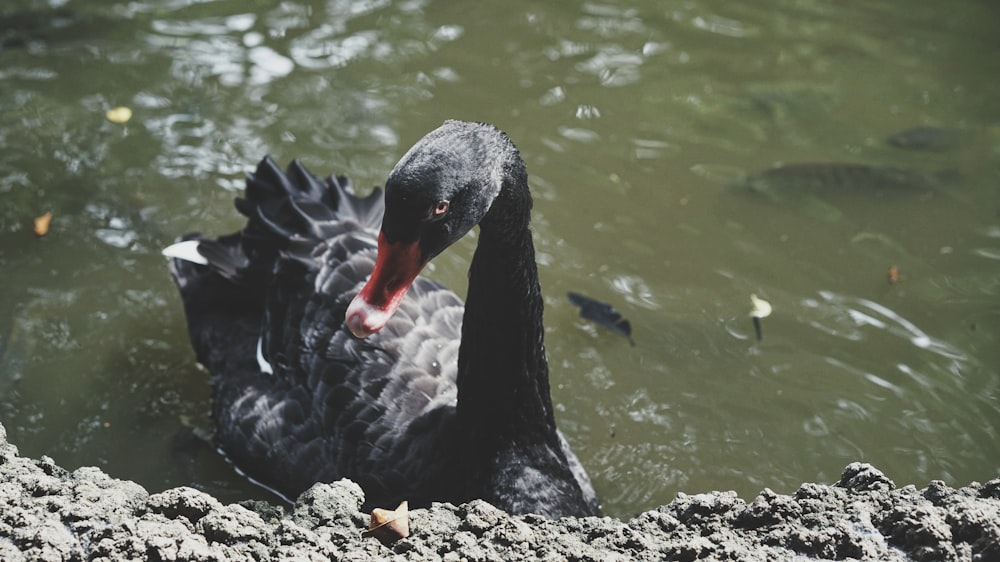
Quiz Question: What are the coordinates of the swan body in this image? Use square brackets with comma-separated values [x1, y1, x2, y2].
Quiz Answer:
[166, 120, 599, 518]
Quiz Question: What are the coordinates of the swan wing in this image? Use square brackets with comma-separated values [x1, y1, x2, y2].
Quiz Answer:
[169, 157, 467, 503]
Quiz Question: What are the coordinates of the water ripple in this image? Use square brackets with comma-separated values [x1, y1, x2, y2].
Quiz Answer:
[808, 290, 968, 363]
[575, 47, 644, 87]
[290, 28, 378, 69]
[690, 14, 753, 38]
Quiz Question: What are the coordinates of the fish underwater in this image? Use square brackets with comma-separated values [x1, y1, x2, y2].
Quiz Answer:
[885, 126, 966, 152]
[0, 7, 115, 51]
[740, 162, 958, 196]
[567, 292, 634, 345]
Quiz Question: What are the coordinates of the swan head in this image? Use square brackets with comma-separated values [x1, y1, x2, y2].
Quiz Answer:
[345, 120, 520, 338]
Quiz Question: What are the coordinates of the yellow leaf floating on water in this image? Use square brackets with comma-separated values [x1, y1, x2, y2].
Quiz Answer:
[749, 294, 772, 319]
[749, 294, 772, 342]
[361, 501, 409, 545]
[105, 106, 132, 124]
[34, 212, 52, 237]
[887, 265, 901, 285]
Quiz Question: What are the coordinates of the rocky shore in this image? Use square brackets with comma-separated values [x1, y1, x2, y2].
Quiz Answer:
[1, 422, 997, 561]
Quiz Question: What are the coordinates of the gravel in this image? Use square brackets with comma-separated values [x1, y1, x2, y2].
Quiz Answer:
[1, 421, 997, 561]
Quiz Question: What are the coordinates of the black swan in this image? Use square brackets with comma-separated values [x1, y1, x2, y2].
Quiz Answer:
[164, 120, 600, 518]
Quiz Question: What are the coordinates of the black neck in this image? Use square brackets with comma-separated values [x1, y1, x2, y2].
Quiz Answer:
[455, 180, 557, 443]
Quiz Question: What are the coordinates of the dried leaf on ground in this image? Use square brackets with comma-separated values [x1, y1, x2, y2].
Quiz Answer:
[362, 501, 409, 545]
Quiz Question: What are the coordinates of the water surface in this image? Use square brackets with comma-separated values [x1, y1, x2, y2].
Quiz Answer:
[1, 0, 998, 518]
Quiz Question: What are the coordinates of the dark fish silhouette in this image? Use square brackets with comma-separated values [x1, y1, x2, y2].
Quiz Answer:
[886, 126, 965, 152]
[1, 8, 112, 50]
[567, 292, 634, 345]
[741, 163, 957, 194]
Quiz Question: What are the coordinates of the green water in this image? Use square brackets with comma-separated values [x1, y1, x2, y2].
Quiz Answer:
[1, 0, 998, 518]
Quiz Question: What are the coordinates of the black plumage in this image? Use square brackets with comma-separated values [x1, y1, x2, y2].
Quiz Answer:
[166, 121, 599, 518]
[567, 292, 634, 345]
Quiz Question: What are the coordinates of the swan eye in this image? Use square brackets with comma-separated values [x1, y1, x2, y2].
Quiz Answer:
[431, 200, 449, 218]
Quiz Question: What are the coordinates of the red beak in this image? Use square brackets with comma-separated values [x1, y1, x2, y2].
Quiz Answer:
[345, 233, 425, 338]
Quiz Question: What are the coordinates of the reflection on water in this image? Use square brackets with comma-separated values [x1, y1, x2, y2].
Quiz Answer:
[1, 0, 998, 518]
[804, 290, 966, 360]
